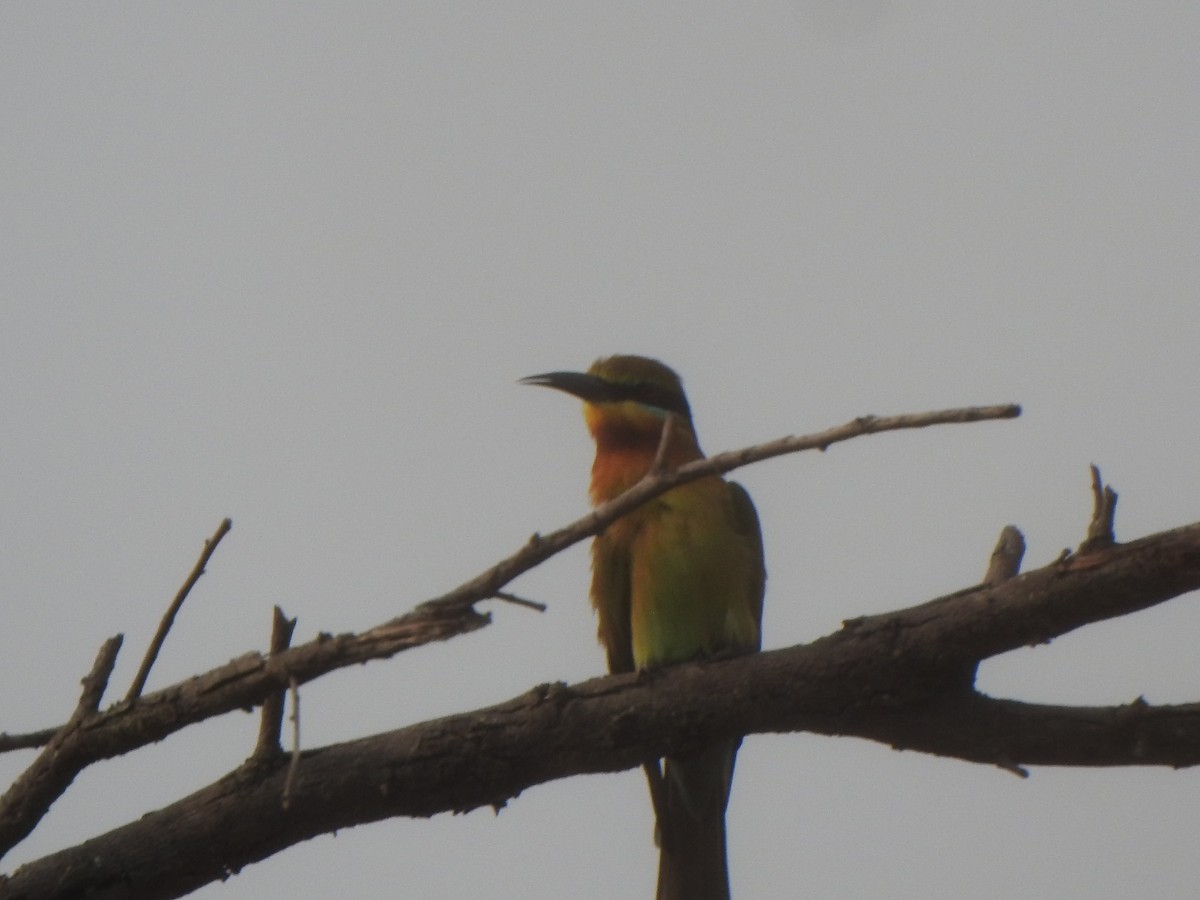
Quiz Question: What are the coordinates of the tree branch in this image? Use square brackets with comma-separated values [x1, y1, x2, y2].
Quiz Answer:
[0, 596, 490, 861]
[0, 405, 1019, 770]
[253, 607, 297, 761]
[1081, 464, 1119, 553]
[3, 513, 1199, 897]
[4, 404, 1018, 754]
[127, 518, 233, 701]
[0, 636, 123, 861]
[11, 683, 1195, 900]
[0, 404, 1023, 877]
[0, 731, 57, 755]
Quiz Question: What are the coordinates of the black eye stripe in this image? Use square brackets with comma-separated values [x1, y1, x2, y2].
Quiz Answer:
[613, 381, 691, 418]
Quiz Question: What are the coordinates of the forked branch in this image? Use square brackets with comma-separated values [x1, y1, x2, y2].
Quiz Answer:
[5, 513, 1200, 899]
[0, 404, 1019, 868]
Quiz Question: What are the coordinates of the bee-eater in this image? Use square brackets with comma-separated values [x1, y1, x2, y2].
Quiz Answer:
[522, 355, 765, 900]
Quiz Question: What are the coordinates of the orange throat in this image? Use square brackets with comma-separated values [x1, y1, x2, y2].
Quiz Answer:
[589, 445, 660, 504]
[585, 407, 703, 505]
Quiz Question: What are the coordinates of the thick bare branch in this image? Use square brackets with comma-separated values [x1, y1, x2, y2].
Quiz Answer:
[831, 521, 1200, 684]
[836, 693, 1195, 770]
[4, 515, 1200, 897]
[9, 682, 1194, 900]
[11, 681, 1195, 900]
[7, 588, 1200, 898]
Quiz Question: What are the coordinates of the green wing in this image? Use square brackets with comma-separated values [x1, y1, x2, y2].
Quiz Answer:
[727, 480, 766, 645]
[591, 534, 635, 673]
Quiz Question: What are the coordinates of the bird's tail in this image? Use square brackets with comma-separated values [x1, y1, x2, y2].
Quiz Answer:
[655, 739, 739, 900]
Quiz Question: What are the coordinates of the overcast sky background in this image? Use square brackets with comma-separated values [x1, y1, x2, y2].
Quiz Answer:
[3, 4, 1199, 898]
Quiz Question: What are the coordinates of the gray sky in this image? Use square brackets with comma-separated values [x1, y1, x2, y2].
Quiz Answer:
[3, 4, 1199, 898]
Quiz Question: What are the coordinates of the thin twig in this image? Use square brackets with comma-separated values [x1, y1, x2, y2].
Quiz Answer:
[281, 677, 301, 809]
[426, 404, 1022, 619]
[649, 412, 678, 475]
[254, 607, 297, 760]
[75, 636, 124, 720]
[492, 592, 548, 613]
[126, 518, 233, 701]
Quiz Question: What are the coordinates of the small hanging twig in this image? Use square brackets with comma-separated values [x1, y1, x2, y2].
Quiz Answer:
[281, 677, 302, 809]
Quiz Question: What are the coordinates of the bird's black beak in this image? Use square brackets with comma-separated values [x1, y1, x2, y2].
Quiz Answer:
[519, 371, 618, 404]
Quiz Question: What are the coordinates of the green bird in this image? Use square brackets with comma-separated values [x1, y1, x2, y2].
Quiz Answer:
[522, 355, 765, 900]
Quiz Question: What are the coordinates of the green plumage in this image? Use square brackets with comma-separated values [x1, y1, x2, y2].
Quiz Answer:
[595, 475, 763, 669]
[523, 355, 766, 900]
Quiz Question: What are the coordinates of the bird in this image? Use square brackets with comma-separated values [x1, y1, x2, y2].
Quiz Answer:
[521, 354, 765, 900]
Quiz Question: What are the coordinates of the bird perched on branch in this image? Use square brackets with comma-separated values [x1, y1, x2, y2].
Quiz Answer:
[522, 355, 765, 900]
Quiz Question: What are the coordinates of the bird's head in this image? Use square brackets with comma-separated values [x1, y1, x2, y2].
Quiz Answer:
[521, 355, 695, 449]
